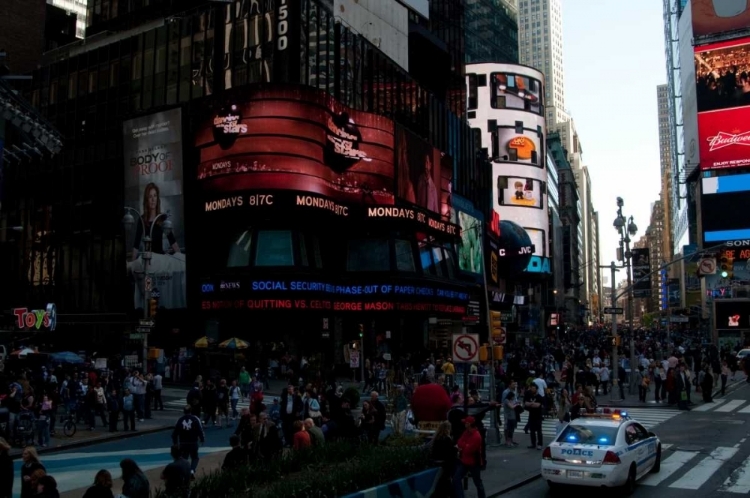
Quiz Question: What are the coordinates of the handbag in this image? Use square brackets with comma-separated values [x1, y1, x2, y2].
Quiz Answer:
[680, 390, 688, 401]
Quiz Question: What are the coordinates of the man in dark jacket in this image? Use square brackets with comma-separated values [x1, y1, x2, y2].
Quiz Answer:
[172, 405, 205, 474]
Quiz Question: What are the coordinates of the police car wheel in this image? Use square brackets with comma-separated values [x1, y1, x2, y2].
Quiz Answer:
[650, 445, 661, 473]
[621, 464, 637, 496]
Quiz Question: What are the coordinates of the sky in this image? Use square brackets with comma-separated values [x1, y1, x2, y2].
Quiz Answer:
[560, 0, 666, 280]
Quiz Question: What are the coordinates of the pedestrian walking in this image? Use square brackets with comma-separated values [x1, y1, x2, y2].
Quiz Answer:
[19, 446, 44, 498]
[153, 372, 164, 411]
[121, 389, 136, 431]
[0, 438, 13, 498]
[452, 416, 485, 498]
[161, 445, 192, 498]
[172, 405, 206, 475]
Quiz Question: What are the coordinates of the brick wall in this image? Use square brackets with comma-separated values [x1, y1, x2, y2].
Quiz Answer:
[0, 0, 46, 75]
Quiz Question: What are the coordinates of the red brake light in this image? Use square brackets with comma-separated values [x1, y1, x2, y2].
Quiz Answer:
[602, 451, 621, 465]
[542, 447, 552, 460]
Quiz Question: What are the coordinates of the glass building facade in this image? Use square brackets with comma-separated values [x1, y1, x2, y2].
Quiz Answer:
[465, 0, 519, 64]
[2, 0, 487, 354]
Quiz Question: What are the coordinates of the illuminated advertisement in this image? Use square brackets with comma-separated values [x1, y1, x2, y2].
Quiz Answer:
[450, 195, 484, 276]
[196, 85, 457, 237]
[702, 172, 750, 243]
[668, 278, 681, 307]
[695, 38, 750, 170]
[494, 121, 543, 167]
[490, 72, 543, 115]
[715, 300, 750, 329]
[199, 277, 470, 315]
[396, 125, 453, 220]
[691, 0, 750, 38]
[123, 108, 186, 309]
[497, 176, 543, 208]
[491, 165, 548, 259]
[631, 248, 651, 298]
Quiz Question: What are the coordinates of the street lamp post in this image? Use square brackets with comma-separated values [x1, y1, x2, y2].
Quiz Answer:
[613, 198, 638, 393]
[123, 208, 173, 369]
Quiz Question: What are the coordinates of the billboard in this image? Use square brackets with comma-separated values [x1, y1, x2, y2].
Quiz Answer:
[493, 119, 544, 167]
[702, 172, 750, 244]
[691, 0, 750, 38]
[196, 85, 456, 236]
[631, 247, 652, 298]
[695, 38, 750, 170]
[667, 278, 681, 307]
[497, 176, 544, 209]
[490, 71, 544, 115]
[715, 300, 750, 329]
[123, 108, 187, 309]
[450, 195, 484, 276]
[396, 125, 453, 220]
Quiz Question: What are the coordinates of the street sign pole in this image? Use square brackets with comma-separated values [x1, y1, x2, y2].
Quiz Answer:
[609, 262, 620, 402]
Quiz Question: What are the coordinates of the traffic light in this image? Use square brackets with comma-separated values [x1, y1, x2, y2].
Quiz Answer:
[490, 311, 503, 338]
[479, 344, 489, 362]
[493, 345, 504, 360]
[358, 323, 364, 338]
[149, 298, 157, 317]
[721, 252, 734, 280]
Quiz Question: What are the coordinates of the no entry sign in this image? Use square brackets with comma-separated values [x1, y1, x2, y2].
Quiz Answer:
[452, 333, 480, 363]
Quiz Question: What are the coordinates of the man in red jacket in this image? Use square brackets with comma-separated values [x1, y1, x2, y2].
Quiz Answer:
[452, 416, 486, 498]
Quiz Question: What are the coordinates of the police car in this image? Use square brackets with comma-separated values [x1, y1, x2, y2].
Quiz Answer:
[541, 408, 661, 494]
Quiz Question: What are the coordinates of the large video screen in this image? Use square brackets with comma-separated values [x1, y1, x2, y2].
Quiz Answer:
[702, 172, 750, 243]
[490, 72, 544, 115]
[691, 0, 750, 38]
[497, 176, 544, 208]
[396, 125, 453, 220]
[695, 38, 750, 170]
[196, 85, 395, 205]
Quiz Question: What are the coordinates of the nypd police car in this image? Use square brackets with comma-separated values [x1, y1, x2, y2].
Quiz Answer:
[541, 409, 661, 494]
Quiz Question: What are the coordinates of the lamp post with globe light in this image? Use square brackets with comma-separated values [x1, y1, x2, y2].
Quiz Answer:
[122, 207, 173, 368]
[613, 197, 638, 393]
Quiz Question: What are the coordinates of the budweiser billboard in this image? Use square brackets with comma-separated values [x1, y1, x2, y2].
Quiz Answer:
[695, 38, 750, 170]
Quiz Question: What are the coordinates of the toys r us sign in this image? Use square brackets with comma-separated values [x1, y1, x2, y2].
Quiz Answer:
[13, 303, 57, 331]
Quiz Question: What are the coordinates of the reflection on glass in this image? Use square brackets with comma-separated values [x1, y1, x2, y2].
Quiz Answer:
[227, 229, 252, 267]
[395, 239, 416, 272]
[255, 230, 294, 266]
[347, 239, 389, 271]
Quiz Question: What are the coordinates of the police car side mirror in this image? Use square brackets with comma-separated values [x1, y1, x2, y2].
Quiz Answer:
[648, 431, 656, 438]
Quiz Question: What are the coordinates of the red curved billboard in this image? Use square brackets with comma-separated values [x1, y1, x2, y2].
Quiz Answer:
[195, 86, 395, 205]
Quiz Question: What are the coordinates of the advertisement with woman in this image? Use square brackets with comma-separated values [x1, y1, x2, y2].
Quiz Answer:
[123, 108, 187, 310]
[395, 125, 453, 220]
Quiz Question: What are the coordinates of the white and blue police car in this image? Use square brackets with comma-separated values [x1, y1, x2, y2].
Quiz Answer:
[541, 408, 661, 494]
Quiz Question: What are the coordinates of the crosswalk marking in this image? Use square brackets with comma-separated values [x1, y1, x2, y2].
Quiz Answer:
[641, 450, 699, 487]
[737, 404, 750, 414]
[669, 447, 738, 490]
[693, 399, 726, 411]
[721, 457, 750, 493]
[716, 400, 746, 412]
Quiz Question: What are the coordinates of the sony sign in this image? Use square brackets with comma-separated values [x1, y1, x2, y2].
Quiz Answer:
[726, 240, 750, 247]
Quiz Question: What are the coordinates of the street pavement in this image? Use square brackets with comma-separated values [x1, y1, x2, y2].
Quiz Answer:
[497, 380, 750, 497]
[12, 416, 234, 498]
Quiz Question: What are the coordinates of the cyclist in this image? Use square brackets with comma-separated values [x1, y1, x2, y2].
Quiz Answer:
[171, 405, 205, 476]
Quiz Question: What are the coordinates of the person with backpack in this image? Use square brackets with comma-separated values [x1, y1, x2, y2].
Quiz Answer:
[172, 405, 205, 475]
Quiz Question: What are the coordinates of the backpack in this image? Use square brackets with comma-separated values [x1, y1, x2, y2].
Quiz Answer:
[309, 398, 320, 411]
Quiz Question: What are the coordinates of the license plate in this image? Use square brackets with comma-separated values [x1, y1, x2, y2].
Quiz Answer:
[567, 470, 583, 479]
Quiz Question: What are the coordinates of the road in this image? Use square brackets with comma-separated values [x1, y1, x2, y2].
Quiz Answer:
[502, 380, 750, 497]
[11, 388, 233, 498]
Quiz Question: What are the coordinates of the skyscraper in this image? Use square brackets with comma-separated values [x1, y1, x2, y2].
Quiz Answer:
[47, 0, 86, 38]
[657, 84, 674, 265]
[517, 0, 568, 125]
[465, 0, 519, 64]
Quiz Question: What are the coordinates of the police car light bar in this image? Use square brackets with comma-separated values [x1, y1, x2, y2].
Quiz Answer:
[581, 408, 630, 420]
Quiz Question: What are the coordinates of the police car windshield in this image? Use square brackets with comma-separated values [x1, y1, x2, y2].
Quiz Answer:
[557, 424, 619, 446]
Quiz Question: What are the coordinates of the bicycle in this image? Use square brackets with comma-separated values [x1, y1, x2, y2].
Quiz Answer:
[61, 412, 77, 437]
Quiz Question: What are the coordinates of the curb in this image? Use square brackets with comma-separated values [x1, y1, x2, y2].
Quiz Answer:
[10, 424, 173, 460]
[488, 472, 542, 496]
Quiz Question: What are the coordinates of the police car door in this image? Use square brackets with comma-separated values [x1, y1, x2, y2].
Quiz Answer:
[633, 422, 657, 476]
[624, 423, 649, 478]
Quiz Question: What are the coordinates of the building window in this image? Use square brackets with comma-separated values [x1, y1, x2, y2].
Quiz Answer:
[227, 230, 253, 267]
[395, 239, 416, 272]
[255, 230, 294, 266]
[347, 239, 390, 271]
